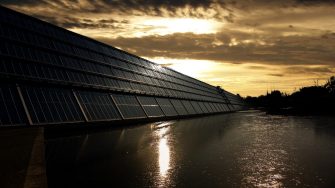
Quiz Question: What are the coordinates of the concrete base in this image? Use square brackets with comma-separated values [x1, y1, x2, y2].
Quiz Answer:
[0, 127, 47, 188]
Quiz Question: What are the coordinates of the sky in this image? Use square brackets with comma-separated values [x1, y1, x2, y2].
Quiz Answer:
[1, 0, 335, 96]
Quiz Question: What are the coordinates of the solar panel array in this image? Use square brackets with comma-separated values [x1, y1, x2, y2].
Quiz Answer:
[0, 6, 246, 126]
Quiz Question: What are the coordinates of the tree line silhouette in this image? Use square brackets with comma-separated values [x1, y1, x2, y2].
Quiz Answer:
[245, 76, 335, 115]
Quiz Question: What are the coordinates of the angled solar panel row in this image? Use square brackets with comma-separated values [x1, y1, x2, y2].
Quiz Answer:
[0, 39, 224, 102]
[0, 23, 222, 101]
[0, 7, 246, 126]
[0, 84, 235, 126]
[0, 7, 217, 95]
[0, 7, 225, 102]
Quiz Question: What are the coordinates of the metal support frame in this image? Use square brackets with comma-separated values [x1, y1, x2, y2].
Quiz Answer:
[16, 84, 33, 125]
[154, 97, 167, 117]
[135, 96, 149, 118]
[72, 90, 89, 122]
[168, 98, 179, 116]
[110, 94, 125, 120]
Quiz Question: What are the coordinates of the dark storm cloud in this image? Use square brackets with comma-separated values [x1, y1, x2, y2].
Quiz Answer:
[2, 0, 335, 68]
[247, 65, 273, 70]
[0, 0, 235, 21]
[0, 0, 218, 13]
[267, 74, 285, 77]
[30, 14, 123, 29]
[0, 0, 214, 8]
[2, 0, 335, 31]
[0, 0, 43, 6]
[296, 0, 335, 4]
[285, 66, 335, 74]
[96, 31, 335, 66]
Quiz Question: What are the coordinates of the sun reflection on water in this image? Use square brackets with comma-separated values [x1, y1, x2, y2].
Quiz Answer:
[239, 116, 289, 187]
[152, 121, 175, 187]
[158, 137, 170, 177]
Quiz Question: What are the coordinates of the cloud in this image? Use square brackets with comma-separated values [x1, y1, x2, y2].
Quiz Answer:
[268, 74, 285, 77]
[30, 14, 124, 30]
[0, 0, 233, 20]
[285, 66, 335, 74]
[1, 0, 335, 96]
[96, 31, 335, 66]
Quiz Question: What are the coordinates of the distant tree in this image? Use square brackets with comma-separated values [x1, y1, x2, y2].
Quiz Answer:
[324, 76, 335, 94]
[243, 75, 335, 115]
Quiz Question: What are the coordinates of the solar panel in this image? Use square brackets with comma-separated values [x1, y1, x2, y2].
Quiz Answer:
[76, 90, 121, 121]
[112, 94, 146, 119]
[155, 98, 178, 116]
[137, 96, 164, 117]
[198, 102, 210, 113]
[0, 84, 26, 126]
[170, 99, 188, 115]
[20, 86, 85, 124]
[204, 102, 214, 113]
[181, 100, 196, 115]
[190, 101, 203, 114]
[0, 7, 246, 126]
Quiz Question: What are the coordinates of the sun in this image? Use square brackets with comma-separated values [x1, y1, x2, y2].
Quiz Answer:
[139, 17, 221, 36]
[147, 57, 216, 78]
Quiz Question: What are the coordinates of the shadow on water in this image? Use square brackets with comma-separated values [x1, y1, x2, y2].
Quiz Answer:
[45, 111, 335, 188]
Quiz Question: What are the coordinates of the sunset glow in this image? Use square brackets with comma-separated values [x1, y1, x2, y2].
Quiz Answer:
[4, 0, 334, 96]
[141, 18, 220, 35]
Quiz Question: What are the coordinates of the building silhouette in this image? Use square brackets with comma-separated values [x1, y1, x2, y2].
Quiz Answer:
[0, 6, 245, 127]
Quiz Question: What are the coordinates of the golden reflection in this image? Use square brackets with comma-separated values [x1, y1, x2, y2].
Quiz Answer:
[158, 137, 170, 177]
[151, 121, 175, 186]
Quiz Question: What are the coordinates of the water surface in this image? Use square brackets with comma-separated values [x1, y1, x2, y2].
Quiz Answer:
[46, 111, 335, 187]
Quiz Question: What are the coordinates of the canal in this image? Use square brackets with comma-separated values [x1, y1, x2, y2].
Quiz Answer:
[46, 111, 335, 187]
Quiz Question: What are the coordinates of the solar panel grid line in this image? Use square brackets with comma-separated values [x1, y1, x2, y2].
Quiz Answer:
[200, 102, 211, 114]
[109, 94, 125, 120]
[0, 87, 12, 125]
[155, 97, 178, 117]
[137, 96, 165, 117]
[204, 102, 214, 113]
[112, 94, 147, 119]
[219, 103, 225, 112]
[208, 103, 217, 113]
[193, 101, 204, 114]
[72, 90, 89, 122]
[170, 99, 187, 115]
[19, 86, 86, 125]
[182, 100, 197, 115]
[212, 103, 219, 113]
[76, 90, 122, 121]
[135, 96, 150, 118]
[205, 102, 213, 113]
[203, 102, 211, 113]
[209, 103, 217, 113]
[0, 85, 25, 126]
